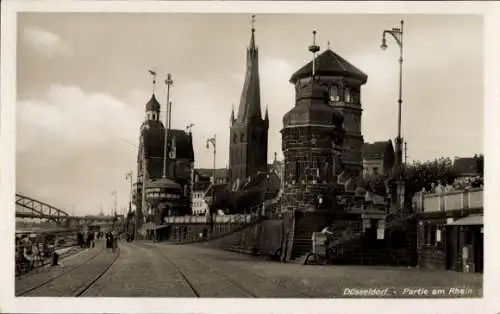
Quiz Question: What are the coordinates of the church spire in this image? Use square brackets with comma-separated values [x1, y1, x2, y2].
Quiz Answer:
[236, 14, 261, 122]
[265, 104, 269, 121]
[230, 104, 235, 125]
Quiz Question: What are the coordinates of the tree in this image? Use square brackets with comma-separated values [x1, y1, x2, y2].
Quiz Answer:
[473, 154, 484, 176]
[361, 157, 458, 196]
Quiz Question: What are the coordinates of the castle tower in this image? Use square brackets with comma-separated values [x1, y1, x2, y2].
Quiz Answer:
[229, 16, 269, 188]
[289, 45, 368, 178]
[280, 74, 345, 213]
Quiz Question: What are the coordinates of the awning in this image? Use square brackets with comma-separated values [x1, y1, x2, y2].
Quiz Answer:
[447, 215, 483, 226]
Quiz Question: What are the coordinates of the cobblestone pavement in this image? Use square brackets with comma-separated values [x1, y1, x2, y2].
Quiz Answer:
[15, 241, 483, 298]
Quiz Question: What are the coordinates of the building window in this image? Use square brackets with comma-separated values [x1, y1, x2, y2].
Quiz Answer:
[344, 88, 351, 103]
[329, 85, 340, 102]
[352, 90, 360, 104]
[233, 134, 237, 143]
[372, 167, 379, 175]
[240, 133, 244, 142]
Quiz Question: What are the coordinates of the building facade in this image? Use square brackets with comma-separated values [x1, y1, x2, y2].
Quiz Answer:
[228, 23, 269, 189]
[362, 140, 395, 176]
[133, 93, 195, 224]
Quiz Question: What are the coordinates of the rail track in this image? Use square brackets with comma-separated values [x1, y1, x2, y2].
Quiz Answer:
[17, 247, 120, 297]
[142, 242, 256, 298]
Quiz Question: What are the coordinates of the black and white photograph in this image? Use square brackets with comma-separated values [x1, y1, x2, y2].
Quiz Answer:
[1, 1, 499, 314]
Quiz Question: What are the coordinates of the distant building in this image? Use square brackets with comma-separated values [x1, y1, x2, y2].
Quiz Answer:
[454, 157, 482, 178]
[195, 168, 229, 184]
[191, 171, 211, 216]
[362, 140, 395, 176]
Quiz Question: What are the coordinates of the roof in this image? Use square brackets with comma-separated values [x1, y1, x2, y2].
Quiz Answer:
[282, 80, 345, 128]
[195, 168, 228, 179]
[289, 49, 368, 84]
[236, 28, 262, 122]
[363, 141, 393, 160]
[447, 215, 483, 226]
[148, 178, 181, 190]
[205, 183, 229, 199]
[454, 157, 480, 176]
[145, 94, 161, 112]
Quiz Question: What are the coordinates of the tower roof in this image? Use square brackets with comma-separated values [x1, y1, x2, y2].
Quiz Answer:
[289, 49, 368, 84]
[283, 80, 344, 128]
[235, 25, 262, 122]
[145, 94, 161, 112]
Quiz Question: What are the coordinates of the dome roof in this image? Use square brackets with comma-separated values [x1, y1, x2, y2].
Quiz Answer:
[283, 80, 345, 128]
[145, 94, 161, 112]
[148, 178, 181, 190]
[290, 49, 368, 84]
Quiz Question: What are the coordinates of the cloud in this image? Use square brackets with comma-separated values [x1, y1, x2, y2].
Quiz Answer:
[22, 26, 72, 58]
[17, 85, 142, 215]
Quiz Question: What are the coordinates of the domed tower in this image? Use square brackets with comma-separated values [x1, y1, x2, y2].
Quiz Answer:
[289, 41, 368, 178]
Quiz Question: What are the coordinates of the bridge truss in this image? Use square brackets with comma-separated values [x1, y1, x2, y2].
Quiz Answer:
[15, 194, 116, 227]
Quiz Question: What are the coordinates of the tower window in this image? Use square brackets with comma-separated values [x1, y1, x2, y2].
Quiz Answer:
[345, 88, 352, 103]
[330, 85, 339, 102]
[352, 90, 360, 104]
[233, 134, 237, 143]
[240, 133, 244, 142]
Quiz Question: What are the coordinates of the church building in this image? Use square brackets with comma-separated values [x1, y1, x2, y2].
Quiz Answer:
[228, 20, 269, 190]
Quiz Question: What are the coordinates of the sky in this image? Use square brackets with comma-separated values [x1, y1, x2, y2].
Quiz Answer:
[16, 13, 483, 216]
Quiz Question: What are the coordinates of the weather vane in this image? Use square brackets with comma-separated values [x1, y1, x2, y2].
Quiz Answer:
[251, 14, 256, 31]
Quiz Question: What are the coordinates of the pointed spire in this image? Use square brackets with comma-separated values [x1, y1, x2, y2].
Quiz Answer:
[236, 15, 262, 123]
[230, 104, 235, 125]
[327, 40, 331, 50]
[265, 104, 269, 121]
[249, 14, 256, 50]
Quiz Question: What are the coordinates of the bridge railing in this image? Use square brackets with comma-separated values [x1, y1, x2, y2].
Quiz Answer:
[163, 213, 257, 224]
[412, 188, 483, 213]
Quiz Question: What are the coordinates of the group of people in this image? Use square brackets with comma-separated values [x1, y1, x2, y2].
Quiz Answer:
[77, 231, 95, 248]
[15, 234, 53, 274]
[422, 176, 483, 194]
[105, 230, 118, 252]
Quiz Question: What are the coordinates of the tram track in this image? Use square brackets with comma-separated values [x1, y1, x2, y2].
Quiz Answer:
[142, 242, 256, 298]
[18, 247, 120, 297]
[140, 242, 200, 297]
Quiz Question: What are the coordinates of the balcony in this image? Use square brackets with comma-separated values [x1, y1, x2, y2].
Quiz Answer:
[413, 188, 483, 213]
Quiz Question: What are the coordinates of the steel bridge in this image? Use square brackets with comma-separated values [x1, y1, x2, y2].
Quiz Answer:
[15, 194, 117, 228]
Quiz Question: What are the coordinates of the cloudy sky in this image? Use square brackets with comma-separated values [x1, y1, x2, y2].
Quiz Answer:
[16, 13, 483, 216]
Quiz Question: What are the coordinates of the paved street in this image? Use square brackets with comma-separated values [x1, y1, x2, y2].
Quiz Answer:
[16, 241, 482, 298]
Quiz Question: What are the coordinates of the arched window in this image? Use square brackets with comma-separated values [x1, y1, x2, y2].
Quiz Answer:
[344, 88, 351, 103]
[240, 133, 244, 142]
[330, 85, 339, 102]
[352, 90, 360, 104]
[233, 134, 237, 143]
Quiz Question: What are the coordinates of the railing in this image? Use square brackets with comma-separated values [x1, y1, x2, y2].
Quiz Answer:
[15, 230, 79, 276]
[163, 214, 257, 224]
[412, 188, 483, 213]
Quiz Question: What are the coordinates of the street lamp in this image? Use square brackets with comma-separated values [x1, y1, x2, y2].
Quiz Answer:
[206, 135, 217, 224]
[125, 171, 133, 215]
[380, 19, 405, 176]
[111, 190, 117, 216]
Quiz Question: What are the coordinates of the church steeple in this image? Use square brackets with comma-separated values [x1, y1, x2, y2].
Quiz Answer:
[228, 15, 269, 186]
[236, 14, 261, 122]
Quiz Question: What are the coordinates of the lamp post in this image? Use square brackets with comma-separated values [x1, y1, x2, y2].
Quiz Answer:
[111, 190, 117, 216]
[125, 171, 133, 215]
[380, 19, 404, 177]
[163, 73, 174, 179]
[206, 135, 216, 225]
